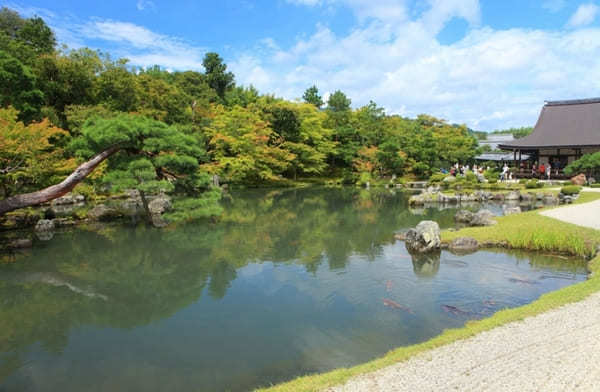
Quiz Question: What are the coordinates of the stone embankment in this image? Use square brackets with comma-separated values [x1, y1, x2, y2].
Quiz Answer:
[409, 189, 559, 206]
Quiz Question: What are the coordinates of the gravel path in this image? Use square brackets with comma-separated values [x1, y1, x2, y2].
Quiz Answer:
[541, 190, 600, 230]
[330, 191, 600, 392]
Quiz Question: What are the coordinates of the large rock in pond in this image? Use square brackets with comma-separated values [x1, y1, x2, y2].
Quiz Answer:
[503, 205, 521, 215]
[470, 209, 497, 226]
[87, 204, 121, 221]
[405, 221, 441, 254]
[34, 219, 55, 241]
[571, 174, 587, 186]
[504, 191, 520, 201]
[455, 210, 475, 223]
[448, 237, 479, 254]
[520, 193, 535, 203]
[35, 219, 55, 232]
[148, 195, 172, 228]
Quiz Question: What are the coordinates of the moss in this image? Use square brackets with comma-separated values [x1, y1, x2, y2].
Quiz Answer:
[259, 191, 600, 392]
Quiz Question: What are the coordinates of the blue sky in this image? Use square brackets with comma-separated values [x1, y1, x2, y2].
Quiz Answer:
[3, 0, 600, 131]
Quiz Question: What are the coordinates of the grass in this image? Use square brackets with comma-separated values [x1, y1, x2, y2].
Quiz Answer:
[258, 191, 600, 392]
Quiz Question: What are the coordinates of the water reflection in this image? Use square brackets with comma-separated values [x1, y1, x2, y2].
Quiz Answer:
[0, 187, 589, 392]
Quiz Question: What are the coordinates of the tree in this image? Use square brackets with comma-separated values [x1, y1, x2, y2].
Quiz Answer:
[302, 85, 323, 108]
[0, 8, 55, 63]
[0, 50, 44, 122]
[95, 58, 138, 112]
[327, 90, 351, 112]
[0, 113, 220, 221]
[564, 152, 600, 179]
[202, 105, 294, 183]
[202, 52, 234, 100]
[35, 48, 102, 122]
[0, 107, 72, 198]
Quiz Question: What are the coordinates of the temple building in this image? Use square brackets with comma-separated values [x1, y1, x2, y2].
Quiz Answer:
[498, 98, 600, 174]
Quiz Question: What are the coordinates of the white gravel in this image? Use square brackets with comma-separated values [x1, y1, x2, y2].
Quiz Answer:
[329, 191, 600, 392]
[541, 191, 600, 230]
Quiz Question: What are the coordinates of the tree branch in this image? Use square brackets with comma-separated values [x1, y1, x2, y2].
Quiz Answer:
[0, 146, 121, 215]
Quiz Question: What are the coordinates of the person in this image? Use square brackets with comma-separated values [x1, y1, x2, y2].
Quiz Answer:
[539, 163, 545, 179]
[531, 163, 537, 178]
[501, 163, 509, 182]
[546, 163, 552, 180]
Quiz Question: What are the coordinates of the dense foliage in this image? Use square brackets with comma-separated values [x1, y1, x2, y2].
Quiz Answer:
[564, 152, 600, 179]
[0, 7, 483, 217]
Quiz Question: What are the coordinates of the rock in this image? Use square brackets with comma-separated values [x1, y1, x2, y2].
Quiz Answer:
[148, 195, 172, 215]
[148, 195, 172, 228]
[520, 193, 535, 203]
[448, 237, 479, 254]
[53, 218, 76, 227]
[87, 204, 121, 221]
[405, 221, 441, 254]
[35, 219, 55, 232]
[491, 193, 505, 201]
[470, 209, 497, 226]
[7, 238, 33, 249]
[505, 191, 520, 201]
[543, 194, 559, 205]
[455, 210, 475, 223]
[563, 195, 574, 204]
[426, 185, 440, 193]
[503, 205, 522, 215]
[51, 193, 85, 206]
[571, 173, 587, 186]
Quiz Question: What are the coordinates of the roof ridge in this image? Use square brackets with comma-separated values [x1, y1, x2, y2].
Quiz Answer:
[545, 98, 600, 106]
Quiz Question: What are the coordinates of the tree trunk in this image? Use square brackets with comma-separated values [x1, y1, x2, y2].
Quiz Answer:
[0, 146, 121, 216]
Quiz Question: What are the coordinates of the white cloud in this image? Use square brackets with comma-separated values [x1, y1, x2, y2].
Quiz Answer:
[542, 0, 567, 13]
[566, 3, 599, 28]
[136, 0, 156, 12]
[8, 0, 600, 130]
[231, 1, 600, 130]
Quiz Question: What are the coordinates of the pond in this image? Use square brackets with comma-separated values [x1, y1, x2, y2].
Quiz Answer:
[0, 187, 588, 392]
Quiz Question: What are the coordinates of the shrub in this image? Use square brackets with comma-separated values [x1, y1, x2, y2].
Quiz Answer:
[483, 170, 499, 181]
[519, 178, 527, 184]
[428, 173, 447, 184]
[525, 179, 544, 189]
[466, 171, 477, 182]
[591, 184, 600, 188]
[561, 185, 582, 195]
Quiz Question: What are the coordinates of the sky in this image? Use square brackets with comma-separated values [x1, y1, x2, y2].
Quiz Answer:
[3, 0, 600, 131]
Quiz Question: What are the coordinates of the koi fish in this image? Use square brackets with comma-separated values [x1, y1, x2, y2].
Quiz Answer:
[508, 277, 539, 285]
[383, 298, 414, 314]
[441, 304, 471, 316]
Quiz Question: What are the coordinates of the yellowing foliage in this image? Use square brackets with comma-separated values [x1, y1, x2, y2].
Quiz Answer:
[0, 107, 74, 196]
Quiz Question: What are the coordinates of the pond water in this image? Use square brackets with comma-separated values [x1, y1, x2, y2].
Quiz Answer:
[0, 187, 588, 392]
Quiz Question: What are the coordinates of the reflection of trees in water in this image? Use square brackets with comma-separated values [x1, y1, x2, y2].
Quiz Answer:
[0, 187, 461, 372]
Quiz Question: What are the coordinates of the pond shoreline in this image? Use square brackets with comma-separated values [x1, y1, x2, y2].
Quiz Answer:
[260, 190, 600, 392]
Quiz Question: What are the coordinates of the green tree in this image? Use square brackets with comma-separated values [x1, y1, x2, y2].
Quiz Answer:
[72, 114, 219, 222]
[302, 85, 324, 108]
[95, 58, 138, 112]
[202, 52, 234, 100]
[327, 90, 351, 112]
[0, 50, 44, 122]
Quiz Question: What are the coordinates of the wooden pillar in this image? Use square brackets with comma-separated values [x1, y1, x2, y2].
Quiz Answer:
[513, 150, 517, 168]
